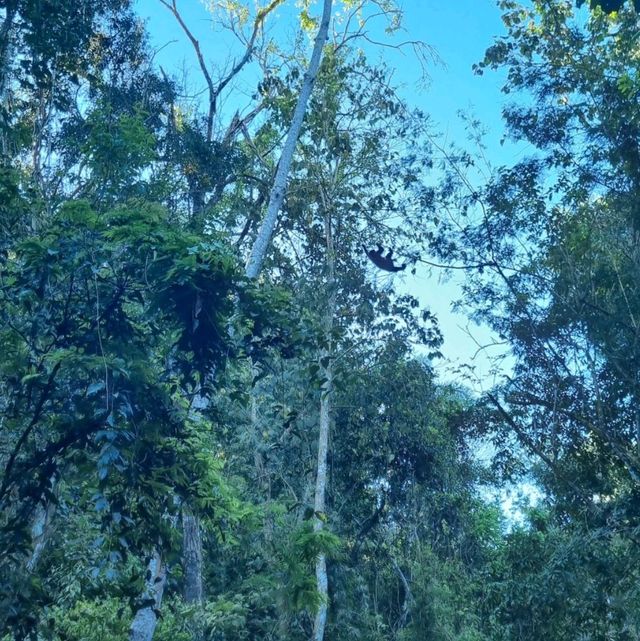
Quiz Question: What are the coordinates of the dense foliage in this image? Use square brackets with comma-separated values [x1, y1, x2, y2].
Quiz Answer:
[1, 0, 640, 640]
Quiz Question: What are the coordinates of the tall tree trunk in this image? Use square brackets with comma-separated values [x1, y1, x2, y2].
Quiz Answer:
[26, 476, 57, 572]
[182, 512, 203, 604]
[312, 208, 336, 641]
[245, 0, 333, 279]
[0, 4, 16, 157]
[129, 551, 167, 641]
[178, 388, 211, 608]
[244, 5, 333, 637]
[312, 368, 332, 641]
[391, 557, 413, 630]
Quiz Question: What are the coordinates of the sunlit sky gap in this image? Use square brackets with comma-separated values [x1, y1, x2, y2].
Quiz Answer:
[135, 0, 536, 388]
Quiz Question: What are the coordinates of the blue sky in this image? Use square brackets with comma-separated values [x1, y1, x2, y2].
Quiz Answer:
[135, 0, 522, 388]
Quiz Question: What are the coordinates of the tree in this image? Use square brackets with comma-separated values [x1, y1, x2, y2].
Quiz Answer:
[0, 198, 289, 635]
[1, 2, 534, 640]
[425, 1, 640, 633]
[236, 48, 442, 638]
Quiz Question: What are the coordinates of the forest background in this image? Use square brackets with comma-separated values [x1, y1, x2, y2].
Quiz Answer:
[1, 1, 640, 640]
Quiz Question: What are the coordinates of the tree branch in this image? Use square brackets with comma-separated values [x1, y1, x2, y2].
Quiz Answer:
[0, 361, 62, 503]
[160, 0, 284, 142]
[245, 0, 333, 279]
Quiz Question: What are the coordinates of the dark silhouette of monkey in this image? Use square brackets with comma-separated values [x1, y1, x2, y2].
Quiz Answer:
[362, 244, 407, 272]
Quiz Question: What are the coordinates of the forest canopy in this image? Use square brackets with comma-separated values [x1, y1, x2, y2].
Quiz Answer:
[1, 1, 640, 640]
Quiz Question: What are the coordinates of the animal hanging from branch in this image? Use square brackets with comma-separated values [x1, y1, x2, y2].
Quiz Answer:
[362, 244, 407, 273]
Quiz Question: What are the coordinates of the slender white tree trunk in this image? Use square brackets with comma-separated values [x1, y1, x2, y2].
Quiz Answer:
[245, 0, 333, 279]
[312, 208, 336, 641]
[26, 502, 55, 572]
[25, 478, 57, 573]
[243, 5, 334, 629]
[129, 551, 167, 641]
[312, 367, 332, 641]
[250, 4, 333, 638]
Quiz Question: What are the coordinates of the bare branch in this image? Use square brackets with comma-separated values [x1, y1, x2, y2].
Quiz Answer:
[160, 0, 284, 142]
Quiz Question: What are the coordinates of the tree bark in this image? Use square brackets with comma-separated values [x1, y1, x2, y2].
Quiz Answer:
[312, 207, 336, 641]
[129, 551, 167, 641]
[26, 476, 57, 572]
[391, 557, 413, 630]
[182, 512, 203, 604]
[180, 391, 209, 606]
[0, 4, 15, 156]
[243, 4, 334, 637]
[312, 379, 331, 641]
[245, 0, 333, 279]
